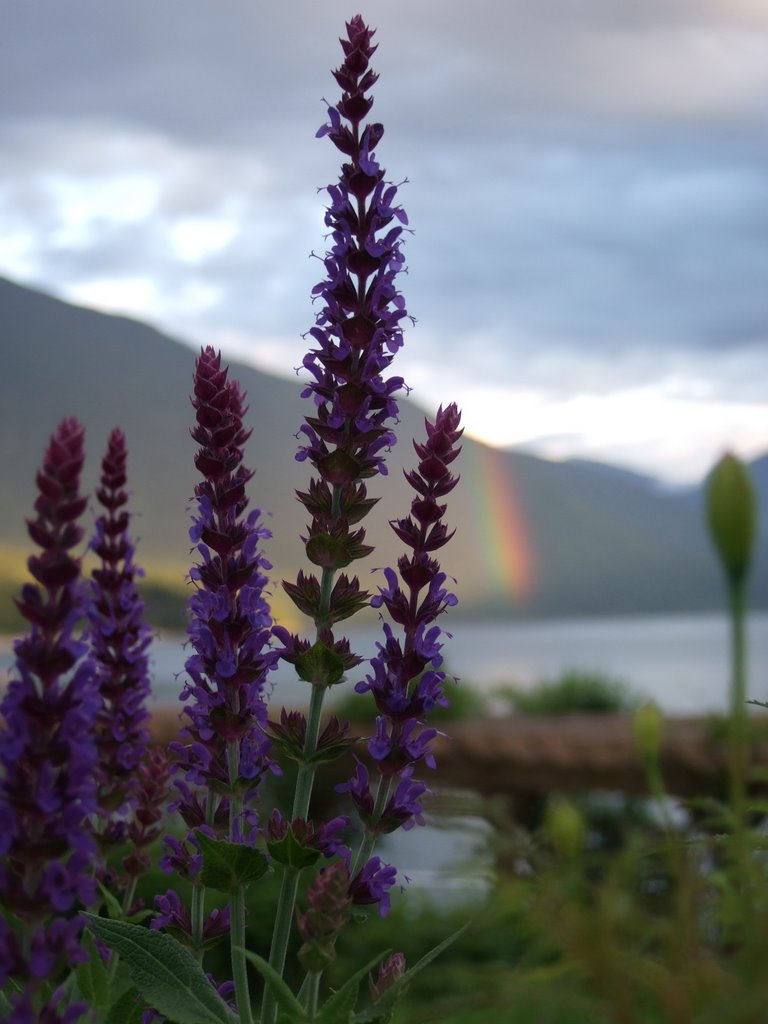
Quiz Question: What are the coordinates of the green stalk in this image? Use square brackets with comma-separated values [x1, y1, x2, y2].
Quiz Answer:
[261, 559, 338, 1024]
[304, 972, 321, 1018]
[190, 794, 218, 961]
[293, 684, 327, 817]
[727, 580, 749, 875]
[351, 775, 393, 876]
[227, 739, 254, 1024]
[105, 874, 140, 986]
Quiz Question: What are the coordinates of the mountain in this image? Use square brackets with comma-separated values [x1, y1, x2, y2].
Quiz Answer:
[1, 275, 766, 621]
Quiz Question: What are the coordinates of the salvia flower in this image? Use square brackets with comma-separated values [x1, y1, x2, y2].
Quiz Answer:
[349, 404, 462, 831]
[347, 855, 397, 917]
[295, 860, 352, 972]
[0, 418, 99, 1020]
[170, 347, 278, 842]
[88, 428, 152, 832]
[122, 748, 171, 881]
[284, 14, 410, 637]
[338, 762, 427, 833]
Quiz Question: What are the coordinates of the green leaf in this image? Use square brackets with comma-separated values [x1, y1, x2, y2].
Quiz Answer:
[83, 915, 236, 1024]
[125, 909, 155, 925]
[105, 987, 147, 1024]
[76, 932, 111, 1015]
[238, 949, 306, 1021]
[99, 880, 126, 920]
[316, 952, 389, 1024]
[315, 982, 358, 1024]
[196, 830, 270, 892]
[350, 926, 469, 1024]
[398, 924, 469, 982]
[267, 827, 322, 871]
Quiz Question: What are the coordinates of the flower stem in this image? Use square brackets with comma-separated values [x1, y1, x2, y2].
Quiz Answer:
[190, 795, 218, 959]
[351, 775, 393, 875]
[304, 972, 321, 1017]
[227, 739, 253, 1024]
[262, 563, 336, 1024]
[293, 685, 326, 815]
[105, 875, 140, 986]
[728, 580, 749, 881]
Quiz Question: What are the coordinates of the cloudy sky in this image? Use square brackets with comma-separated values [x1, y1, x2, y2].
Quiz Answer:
[1, 0, 767, 483]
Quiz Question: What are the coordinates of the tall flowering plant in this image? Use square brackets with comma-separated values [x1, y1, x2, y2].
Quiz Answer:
[0, 419, 99, 1024]
[1, 15, 464, 1024]
[88, 430, 152, 842]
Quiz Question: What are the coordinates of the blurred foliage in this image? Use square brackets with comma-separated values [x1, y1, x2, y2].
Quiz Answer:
[496, 668, 638, 716]
[124, 765, 768, 1023]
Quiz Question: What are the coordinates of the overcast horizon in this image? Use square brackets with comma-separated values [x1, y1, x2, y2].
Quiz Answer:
[1, 1, 767, 483]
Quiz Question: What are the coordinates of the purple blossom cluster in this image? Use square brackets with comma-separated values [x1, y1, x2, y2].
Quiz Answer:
[281, 15, 410, 646]
[300, 15, 408, 483]
[342, 404, 463, 834]
[1, 17, 461, 1021]
[170, 346, 278, 842]
[0, 419, 99, 1022]
[88, 428, 152, 834]
[295, 854, 398, 972]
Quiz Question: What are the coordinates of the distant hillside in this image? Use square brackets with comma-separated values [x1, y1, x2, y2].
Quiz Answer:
[1, 275, 766, 623]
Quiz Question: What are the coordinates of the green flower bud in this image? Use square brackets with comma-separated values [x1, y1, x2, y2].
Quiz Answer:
[706, 453, 756, 585]
[545, 798, 585, 860]
[294, 641, 346, 687]
[633, 701, 664, 764]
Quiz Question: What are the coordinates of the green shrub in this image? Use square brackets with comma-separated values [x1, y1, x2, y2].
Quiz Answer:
[497, 669, 637, 716]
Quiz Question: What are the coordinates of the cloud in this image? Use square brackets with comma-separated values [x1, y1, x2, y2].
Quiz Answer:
[0, 0, 766, 479]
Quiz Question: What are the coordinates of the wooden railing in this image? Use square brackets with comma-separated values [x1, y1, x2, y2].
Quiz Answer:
[149, 710, 768, 800]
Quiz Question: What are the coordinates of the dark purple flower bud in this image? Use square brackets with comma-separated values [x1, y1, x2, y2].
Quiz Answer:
[0, 419, 100, 1015]
[87, 429, 153, 834]
[296, 860, 352, 972]
[370, 951, 406, 1002]
[343, 406, 461, 835]
[170, 347, 278, 823]
[123, 748, 171, 879]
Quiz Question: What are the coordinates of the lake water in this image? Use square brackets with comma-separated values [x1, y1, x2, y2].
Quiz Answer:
[2, 611, 766, 904]
[2, 611, 766, 715]
[134, 610, 768, 716]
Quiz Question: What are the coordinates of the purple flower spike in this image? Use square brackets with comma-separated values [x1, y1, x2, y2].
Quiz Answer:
[0, 418, 99, 1014]
[283, 14, 410, 640]
[170, 348, 278, 841]
[345, 405, 462, 834]
[88, 428, 152, 827]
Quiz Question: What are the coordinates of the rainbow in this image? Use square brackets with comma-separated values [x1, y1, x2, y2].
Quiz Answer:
[466, 442, 535, 603]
